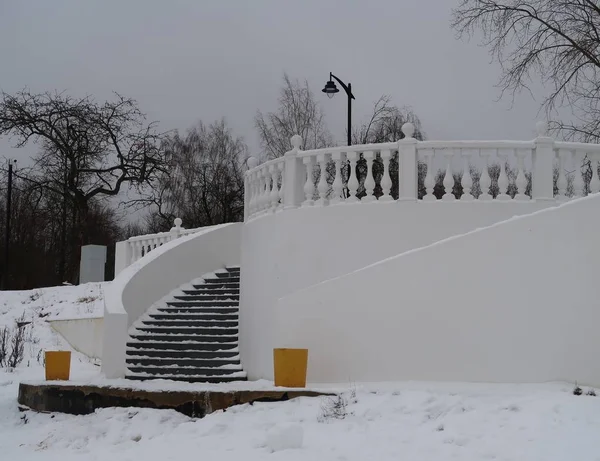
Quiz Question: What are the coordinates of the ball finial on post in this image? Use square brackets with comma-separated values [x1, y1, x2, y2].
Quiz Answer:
[402, 123, 415, 139]
[291, 135, 303, 150]
[536, 121, 548, 137]
[247, 157, 258, 169]
[173, 217, 182, 229]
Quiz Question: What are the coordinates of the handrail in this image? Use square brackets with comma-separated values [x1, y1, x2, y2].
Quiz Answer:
[243, 121, 600, 221]
[114, 218, 206, 276]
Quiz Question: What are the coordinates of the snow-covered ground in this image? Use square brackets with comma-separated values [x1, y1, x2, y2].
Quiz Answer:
[2, 284, 600, 460]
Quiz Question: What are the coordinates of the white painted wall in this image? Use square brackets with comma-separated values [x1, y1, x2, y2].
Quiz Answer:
[102, 223, 241, 378]
[49, 318, 103, 358]
[275, 194, 600, 386]
[240, 199, 555, 380]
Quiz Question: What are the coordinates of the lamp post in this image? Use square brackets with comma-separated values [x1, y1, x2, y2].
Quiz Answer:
[322, 72, 355, 146]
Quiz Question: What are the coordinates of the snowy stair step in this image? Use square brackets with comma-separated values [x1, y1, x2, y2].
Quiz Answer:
[141, 319, 238, 328]
[182, 288, 239, 295]
[125, 349, 240, 359]
[204, 277, 240, 283]
[127, 341, 238, 351]
[147, 313, 238, 321]
[127, 366, 242, 376]
[136, 326, 238, 335]
[126, 373, 247, 383]
[157, 307, 238, 315]
[130, 334, 237, 343]
[192, 282, 239, 289]
[165, 300, 239, 307]
[126, 356, 240, 367]
[173, 294, 240, 301]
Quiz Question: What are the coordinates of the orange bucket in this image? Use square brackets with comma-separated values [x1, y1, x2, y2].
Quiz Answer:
[45, 351, 71, 380]
[273, 348, 308, 388]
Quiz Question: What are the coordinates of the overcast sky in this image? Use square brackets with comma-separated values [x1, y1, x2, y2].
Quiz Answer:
[0, 0, 545, 162]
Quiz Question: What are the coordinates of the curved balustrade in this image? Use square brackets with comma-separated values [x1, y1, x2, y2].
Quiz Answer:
[244, 121, 600, 221]
[114, 218, 206, 275]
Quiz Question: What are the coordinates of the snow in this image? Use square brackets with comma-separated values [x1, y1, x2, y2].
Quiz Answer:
[3, 281, 600, 459]
[266, 423, 304, 452]
[4, 378, 600, 460]
[0, 282, 106, 322]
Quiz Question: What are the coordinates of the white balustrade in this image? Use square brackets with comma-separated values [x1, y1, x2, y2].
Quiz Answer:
[242, 122, 600, 221]
[115, 218, 206, 273]
[380, 149, 393, 202]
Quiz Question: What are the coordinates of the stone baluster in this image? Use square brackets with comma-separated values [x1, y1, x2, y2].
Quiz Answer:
[248, 171, 256, 215]
[589, 157, 600, 194]
[496, 151, 510, 200]
[422, 149, 436, 201]
[346, 151, 359, 203]
[479, 150, 492, 200]
[330, 152, 344, 205]
[363, 151, 376, 202]
[442, 150, 455, 201]
[260, 167, 269, 212]
[316, 153, 329, 206]
[515, 150, 529, 200]
[460, 151, 474, 201]
[573, 150, 585, 197]
[254, 169, 263, 212]
[269, 163, 280, 211]
[277, 162, 285, 209]
[380, 149, 393, 202]
[263, 167, 272, 212]
[302, 156, 315, 207]
[556, 149, 568, 201]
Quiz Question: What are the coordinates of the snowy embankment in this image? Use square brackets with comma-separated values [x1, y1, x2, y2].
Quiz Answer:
[2, 284, 600, 459]
[4, 381, 600, 460]
[0, 282, 105, 389]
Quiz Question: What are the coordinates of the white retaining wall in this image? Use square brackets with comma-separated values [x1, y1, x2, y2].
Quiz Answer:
[240, 200, 555, 381]
[49, 318, 103, 359]
[275, 194, 600, 385]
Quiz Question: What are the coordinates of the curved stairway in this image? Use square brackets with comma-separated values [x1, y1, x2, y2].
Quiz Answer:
[125, 266, 246, 383]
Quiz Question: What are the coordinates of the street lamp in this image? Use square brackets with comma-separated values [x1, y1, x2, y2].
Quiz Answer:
[322, 72, 355, 147]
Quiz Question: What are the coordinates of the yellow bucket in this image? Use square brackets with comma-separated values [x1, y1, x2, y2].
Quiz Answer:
[273, 348, 308, 388]
[45, 351, 71, 381]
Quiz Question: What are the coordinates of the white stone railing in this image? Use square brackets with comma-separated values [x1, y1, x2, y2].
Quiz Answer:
[114, 218, 203, 276]
[244, 121, 600, 220]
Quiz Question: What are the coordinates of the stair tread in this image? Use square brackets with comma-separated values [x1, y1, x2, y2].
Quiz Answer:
[126, 370, 247, 378]
[125, 267, 244, 384]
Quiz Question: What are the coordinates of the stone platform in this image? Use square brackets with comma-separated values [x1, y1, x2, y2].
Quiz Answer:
[18, 382, 333, 418]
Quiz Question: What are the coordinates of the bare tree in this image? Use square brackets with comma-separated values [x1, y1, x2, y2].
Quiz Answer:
[452, 0, 600, 141]
[352, 95, 425, 144]
[350, 96, 426, 199]
[146, 119, 247, 231]
[0, 90, 168, 245]
[255, 73, 333, 158]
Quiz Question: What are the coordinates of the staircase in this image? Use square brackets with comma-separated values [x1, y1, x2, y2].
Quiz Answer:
[125, 266, 246, 383]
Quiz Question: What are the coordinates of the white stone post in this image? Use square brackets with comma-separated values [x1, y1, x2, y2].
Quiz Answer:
[398, 123, 418, 200]
[283, 135, 305, 209]
[245, 157, 259, 220]
[80, 244, 107, 283]
[170, 217, 183, 240]
[532, 121, 555, 201]
[114, 240, 132, 277]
